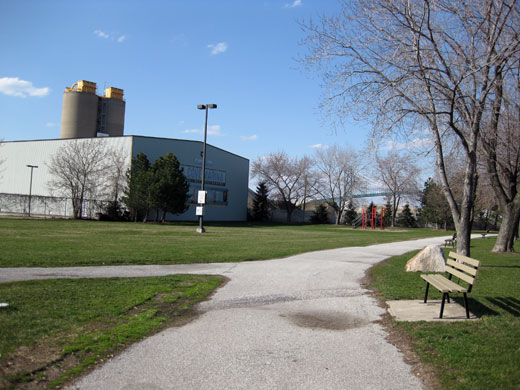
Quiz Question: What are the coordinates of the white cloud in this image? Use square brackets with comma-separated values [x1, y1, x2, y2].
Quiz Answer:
[284, 0, 302, 8]
[208, 125, 225, 136]
[240, 134, 258, 141]
[0, 77, 50, 98]
[207, 42, 228, 55]
[94, 30, 109, 39]
[45, 122, 57, 128]
[94, 30, 126, 43]
[309, 143, 329, 149]
[182, 125, 226, 136]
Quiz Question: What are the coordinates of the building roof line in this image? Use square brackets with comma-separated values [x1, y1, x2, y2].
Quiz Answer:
[1, 135, 249, 162]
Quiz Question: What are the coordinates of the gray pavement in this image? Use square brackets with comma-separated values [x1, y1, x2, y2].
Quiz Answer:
[3, 235, 475, 389]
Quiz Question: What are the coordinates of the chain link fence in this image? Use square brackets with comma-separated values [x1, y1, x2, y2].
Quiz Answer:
[0, 193, 108, 219]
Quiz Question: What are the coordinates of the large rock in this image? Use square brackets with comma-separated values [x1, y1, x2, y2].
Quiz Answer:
[405, 244, 446, 272]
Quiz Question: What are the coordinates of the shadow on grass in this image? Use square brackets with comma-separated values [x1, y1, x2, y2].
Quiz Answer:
[485, 297, 520, 317]
[454, 297, 520, 318]
[448, 296, 499, 317]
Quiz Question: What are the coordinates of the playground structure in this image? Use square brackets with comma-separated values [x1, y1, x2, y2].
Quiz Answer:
[362, 206, 386, 231]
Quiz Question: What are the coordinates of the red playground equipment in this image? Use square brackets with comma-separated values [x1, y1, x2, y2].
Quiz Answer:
[362, 206, 386, 231]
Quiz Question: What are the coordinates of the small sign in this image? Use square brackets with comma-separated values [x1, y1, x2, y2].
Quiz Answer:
[198, 190, 207, 204]
[196, 206, 204, 216]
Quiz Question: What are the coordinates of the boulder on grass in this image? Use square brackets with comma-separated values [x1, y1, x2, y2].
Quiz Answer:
[405, 244, 446, 272]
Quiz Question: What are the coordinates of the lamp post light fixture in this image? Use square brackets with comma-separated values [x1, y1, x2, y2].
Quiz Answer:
[196, 104, 217, 233]
[26, 165, 38, 217]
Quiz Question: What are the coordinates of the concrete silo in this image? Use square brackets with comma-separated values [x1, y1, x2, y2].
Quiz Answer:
[97, 87, 125, 137]
[60, 81, 99, 139]
[60, 81, 126, 139]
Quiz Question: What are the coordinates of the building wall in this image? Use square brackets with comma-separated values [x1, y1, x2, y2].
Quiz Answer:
[0, 137, 133, 197]
[132, 136, 249, 221]
[0, 136, 249, 221]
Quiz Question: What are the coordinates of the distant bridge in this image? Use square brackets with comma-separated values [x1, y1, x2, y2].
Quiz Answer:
[352, 191, 391, 199]
[351, 190, 421, 199]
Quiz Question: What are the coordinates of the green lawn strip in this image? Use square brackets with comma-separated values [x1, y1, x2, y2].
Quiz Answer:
[0, 275, 224, 388]
[368, 238, 520, 390]
[0, 219, 450, 267]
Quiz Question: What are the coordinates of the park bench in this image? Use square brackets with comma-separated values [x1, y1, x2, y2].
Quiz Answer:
[421, 251, 480, 319]
[444, 233, 457, 248]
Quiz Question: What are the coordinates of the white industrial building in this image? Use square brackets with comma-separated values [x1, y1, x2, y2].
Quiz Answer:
[0, 80, 249, 221]
[0, 136, 249, 221]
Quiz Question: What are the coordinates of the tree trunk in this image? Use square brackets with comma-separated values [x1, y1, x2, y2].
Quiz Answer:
[335, 210, 342, 225]
[514, 209, 520, 240]
[454, 175, 477, 256]
[283, 200, 295, 223]
[492, 201, 520, 252]
[161, 210, 167, 224]
[142, 209, 149, 223]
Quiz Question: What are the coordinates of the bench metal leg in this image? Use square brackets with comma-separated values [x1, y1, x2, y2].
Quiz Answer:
[446, 293, 450, 304]
[424, 282, 430, 303]
[463, 293, 469, 319]
[439, 293, 448, 318]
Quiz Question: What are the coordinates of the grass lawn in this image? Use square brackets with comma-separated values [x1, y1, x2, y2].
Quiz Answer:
[0, 275, 224, 389]
[0, 218, 450, 267]
[369, 238, 520, 390]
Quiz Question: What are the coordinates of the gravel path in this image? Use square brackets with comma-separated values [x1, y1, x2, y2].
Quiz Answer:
[3, 236, 461, 389]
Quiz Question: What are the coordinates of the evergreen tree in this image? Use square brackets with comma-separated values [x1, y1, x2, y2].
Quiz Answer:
[343, 199, 358, 225]
[311, 204, 329, 224]
[398, 204, 417, 228]
[252, 182, 270, 221]
[384, 199, 392, 228]
[123, 153, 153, 222]
[419, 178, 453, 229]
[150, 153, 190, 223]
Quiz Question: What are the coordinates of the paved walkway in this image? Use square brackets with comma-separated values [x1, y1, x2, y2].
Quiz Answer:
[3, 236, 464, 389]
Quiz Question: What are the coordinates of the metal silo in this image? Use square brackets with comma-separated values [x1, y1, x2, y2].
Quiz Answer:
[99, 87, 125, 136]
[60, 81, 99, 139]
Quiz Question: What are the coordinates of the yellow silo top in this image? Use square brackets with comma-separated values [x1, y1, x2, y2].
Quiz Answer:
[78, 80, 97, 93]
[104, 87, 124, 100]
[65, 80, 97, 93]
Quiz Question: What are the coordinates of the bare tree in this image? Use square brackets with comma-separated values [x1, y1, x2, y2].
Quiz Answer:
[311, 145, 362, 224]
[251, 152, 312, 223]
[479, 63, 520, 251]
[301, 0, 520, 255]
[47, 139, 111, 219]
[106, 149, 129, 205]
[375, 151, 421, 227]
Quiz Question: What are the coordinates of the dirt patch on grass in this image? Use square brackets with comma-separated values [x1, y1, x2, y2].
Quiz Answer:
[361, 270, 442, 390]
[1, 276, 228, 389]
[1, 342, 81, 390]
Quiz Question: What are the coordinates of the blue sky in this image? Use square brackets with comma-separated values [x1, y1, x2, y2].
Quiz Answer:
[0, 0, 378, 168]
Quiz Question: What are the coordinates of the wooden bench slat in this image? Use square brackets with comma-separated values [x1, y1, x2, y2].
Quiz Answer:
[421, 274, 467, 293]
[449, 251, 480, 267]
[446, 259, 478, 277]
[446, 265, 475, 285]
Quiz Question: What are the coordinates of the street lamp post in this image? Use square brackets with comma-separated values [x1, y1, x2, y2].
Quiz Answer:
[26, 165, 38, 217]
[196, 104, 217, 233]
